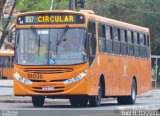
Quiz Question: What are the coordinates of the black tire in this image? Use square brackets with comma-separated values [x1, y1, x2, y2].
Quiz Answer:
[117, 79, 137, 105]
[69, 96, 88, 107]
[89, 82, 102, 107]
[69, 98, 79, 106]
[32, 96, 45, 107]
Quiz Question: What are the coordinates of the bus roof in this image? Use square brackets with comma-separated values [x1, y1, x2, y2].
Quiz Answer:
[0, 50, 14, 56]
[86, 13, 149, 33]
[16, 10, 149, 33]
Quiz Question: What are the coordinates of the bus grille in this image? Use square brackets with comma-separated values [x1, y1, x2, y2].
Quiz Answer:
[22, 68, 74, 74]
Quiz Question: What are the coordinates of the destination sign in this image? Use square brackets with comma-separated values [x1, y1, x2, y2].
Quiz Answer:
[17, 14, 85, 25]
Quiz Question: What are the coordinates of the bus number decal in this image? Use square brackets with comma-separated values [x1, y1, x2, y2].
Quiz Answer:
[27, 73, 43, 80]
[25, 16, 35, 23]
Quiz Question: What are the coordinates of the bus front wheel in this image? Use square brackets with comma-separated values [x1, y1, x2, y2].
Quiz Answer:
[32, 96, 45, 107]
[89, 82, 102, 107]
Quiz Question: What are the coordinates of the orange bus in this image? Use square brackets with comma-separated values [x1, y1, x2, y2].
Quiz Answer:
[0, 50, 14, 79]
[13, 10, 151, 107]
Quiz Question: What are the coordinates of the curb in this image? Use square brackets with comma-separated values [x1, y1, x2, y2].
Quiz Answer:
[0, 96, 69, 104]
[0, 80, 13, 87]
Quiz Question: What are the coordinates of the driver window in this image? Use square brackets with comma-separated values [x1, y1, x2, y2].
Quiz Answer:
[88, 21, 96, 66]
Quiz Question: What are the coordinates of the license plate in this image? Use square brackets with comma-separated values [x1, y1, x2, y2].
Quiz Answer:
[42, 86, 54, 91]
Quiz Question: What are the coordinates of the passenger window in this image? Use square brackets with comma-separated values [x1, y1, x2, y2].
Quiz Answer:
[113, 28, 121, 54]
[140, 34, 144, 46]
[147, 35, 150, 47]
[134, 32, 140, 57]
[139, 33, 145, 58]
[124, 30, 128, 43]
[88, 21, 96, 66]
[106, 26, 111, 40]
[106, 26, 113, 54]
[106, 25, 113, 54]
[113, 28, 119, 41]
[127, 31, 132, 44]
[144, 34, 147, 46]
[146, 35, 150, 58]
[137, 33, 140, 45]
[128, 31, 134, 56]
[131, 32, 134, 44]
[121, 29, 128, 55]
[143, 34, 147, 58]
[98, 23, 106, 53]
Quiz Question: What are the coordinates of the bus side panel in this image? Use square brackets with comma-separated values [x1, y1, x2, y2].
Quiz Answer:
[138, 59, 152, 95]
[3, 68, 14, 79]
[104, 55, 152, 97]
[98, 54, 112, 96]
[105, 55, 123, 96]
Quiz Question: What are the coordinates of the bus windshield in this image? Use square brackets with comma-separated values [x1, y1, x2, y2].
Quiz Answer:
[15, 28, 87, 65]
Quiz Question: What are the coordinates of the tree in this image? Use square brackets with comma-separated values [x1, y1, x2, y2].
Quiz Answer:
[0, 0, 16, 49]
[16, 0, 68, 12]
[86, 0, 160, 55]
[0, 0, 69, 49]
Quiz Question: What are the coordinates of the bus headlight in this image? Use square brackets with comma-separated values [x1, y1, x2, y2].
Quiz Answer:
[14, 72, 32, 85]
[64, 70, 87, 85]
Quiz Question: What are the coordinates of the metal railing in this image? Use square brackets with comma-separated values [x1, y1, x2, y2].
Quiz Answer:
[152, 55, 160, 88]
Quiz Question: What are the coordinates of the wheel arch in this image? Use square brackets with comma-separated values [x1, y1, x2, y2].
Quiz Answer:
[132, 76, 137, 95]
[99, 74, 105, 97]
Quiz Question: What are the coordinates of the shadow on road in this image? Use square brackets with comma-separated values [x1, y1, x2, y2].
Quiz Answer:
[34, 103, 119, 108]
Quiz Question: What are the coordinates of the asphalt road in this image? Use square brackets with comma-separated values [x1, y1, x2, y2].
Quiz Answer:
[0, 97, 160, 116]
[0, 96, 160, 109]
[1, 88, 160, 116]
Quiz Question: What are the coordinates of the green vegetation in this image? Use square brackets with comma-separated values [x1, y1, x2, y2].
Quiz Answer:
[1, 0, 160, 55]
[16, 0, 68, 12]
[86, 0, 160, 55]
[0, 0, 16, 48]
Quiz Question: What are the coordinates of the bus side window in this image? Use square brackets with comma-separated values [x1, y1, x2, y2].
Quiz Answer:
[128, 30, 134, 56]
[144, 34, 147, 58]
[98, 23, 106, 53]
[113, 27, 121, 54]
[146, 35, 150, 58]
[106, 26, 112, 54]
[131, 31, 134, 56]
[121, 29, 128, 55]
[134, 32, 140, 57]
[140, 33, 145, 58]
[88, 21, 96, 66]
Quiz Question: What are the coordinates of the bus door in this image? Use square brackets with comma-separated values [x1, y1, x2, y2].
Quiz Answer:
[87, 21, 98, 95]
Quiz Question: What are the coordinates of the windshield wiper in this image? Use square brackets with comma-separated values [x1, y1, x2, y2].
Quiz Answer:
[31, 26, 41, 56]
[57, 25, 69, 45]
